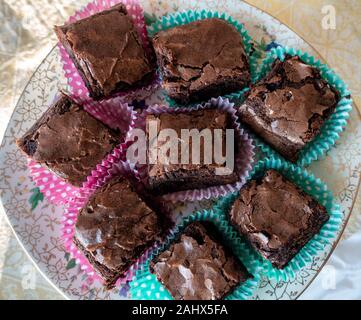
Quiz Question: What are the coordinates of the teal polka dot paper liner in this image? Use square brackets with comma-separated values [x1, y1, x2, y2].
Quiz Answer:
[245, 131, 283, 163]
[129, 210, 260, 300]
[147, 10, 257, 108]
[214, 157, 343, 282]
[252, 46, 353, 167]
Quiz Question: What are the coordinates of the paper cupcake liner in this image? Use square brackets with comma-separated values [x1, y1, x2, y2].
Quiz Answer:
[147, 10, 257, 107]
[62, 145, 159, 286]
[236, 129, 282, 164]
[58, 0, 160, 101]
[28, 159, 79, 206]
[62, 137, 174, 287]
[252, 46, 353, 167]
[129, 210, 260, 300]
[27, 95, 136, 206]
[127, 97, 255, 202]
[214, 157, 343, 282]
[72, 94, 137, 134]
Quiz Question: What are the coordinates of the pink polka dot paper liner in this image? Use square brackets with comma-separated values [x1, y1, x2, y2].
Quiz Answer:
[62, 144, 172, 287]
[28, 159, 79, 205]
[58, 0, 160, 101]
[27, 93, 137, 207]
[127, 97, 255, 202]
[72, 94, 137, 133]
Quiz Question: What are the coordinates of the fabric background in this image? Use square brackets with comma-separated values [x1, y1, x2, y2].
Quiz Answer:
[0, 0, 360, 299]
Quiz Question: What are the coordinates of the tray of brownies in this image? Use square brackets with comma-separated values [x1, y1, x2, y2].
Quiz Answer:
[0, 0, 359, 300]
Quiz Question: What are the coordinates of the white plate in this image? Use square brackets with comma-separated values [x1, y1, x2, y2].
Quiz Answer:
[0, 0, 360, 300]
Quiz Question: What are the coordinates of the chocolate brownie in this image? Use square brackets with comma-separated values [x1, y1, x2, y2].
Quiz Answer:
[16, 93, 119, 187]
[152, 18, 250, 103]
[238, 55, 339, 162]
[55, 4, 154, 100]
[74, 177, 164, 289]
[146, 109, 238, 195]
[150, 222, 251, 300]
[229, 169, 329, 269]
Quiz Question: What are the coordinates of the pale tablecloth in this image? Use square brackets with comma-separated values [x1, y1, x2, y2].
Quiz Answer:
[0, 0, 360, 299]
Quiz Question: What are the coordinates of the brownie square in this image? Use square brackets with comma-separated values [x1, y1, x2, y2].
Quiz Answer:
[146, 109, 238, 195]
[55, 4, 154, 100]
[238, 55, 339, 162]
[152, 18, 250, 103]
[74, 177, 164, 289]
[16, 93, 119, 187]
[229, 169, 329, 269]
[150, 222, 251, 300]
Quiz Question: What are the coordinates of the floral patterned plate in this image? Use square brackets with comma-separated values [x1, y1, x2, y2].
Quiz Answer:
[0, 0, 360, 300]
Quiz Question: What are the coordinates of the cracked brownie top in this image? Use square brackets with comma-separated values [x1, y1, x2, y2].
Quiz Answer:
[55, 4, 154, 100]
[150, 221, 251, 300]
[16, 93, 120, 186]
[238, 55, 339, 162]
[229, 169, 329, 269]
[74, 177, 163, 288]
[152, 18, 250, 103]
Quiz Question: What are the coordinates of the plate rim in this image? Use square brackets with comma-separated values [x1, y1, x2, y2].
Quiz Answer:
[0, 2, 360, 300]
